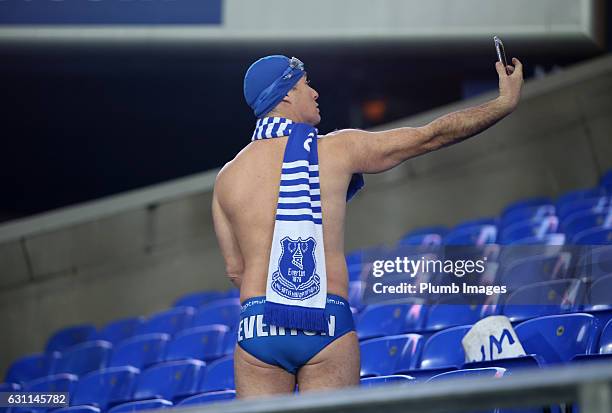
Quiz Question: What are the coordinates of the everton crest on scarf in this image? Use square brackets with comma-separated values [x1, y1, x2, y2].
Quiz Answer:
[252, 117, 363, 332]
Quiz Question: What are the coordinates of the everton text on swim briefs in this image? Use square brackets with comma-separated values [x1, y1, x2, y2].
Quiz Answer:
[237, 314, 336, 340]
[271, 236, 321, 300]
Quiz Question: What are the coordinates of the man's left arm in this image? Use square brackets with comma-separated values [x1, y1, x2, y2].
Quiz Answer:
[212, 190, 244, 289]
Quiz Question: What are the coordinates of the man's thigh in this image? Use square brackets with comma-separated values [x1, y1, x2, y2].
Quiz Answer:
[234, 344, 296, 398]
[297, 331, 360, 392]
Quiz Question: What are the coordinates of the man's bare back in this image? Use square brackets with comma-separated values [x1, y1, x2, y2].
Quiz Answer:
[213, 135, 353, 302]
[213, 54, 523, 397]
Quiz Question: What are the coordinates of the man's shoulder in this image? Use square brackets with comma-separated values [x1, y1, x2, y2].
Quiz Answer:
[319, 128, 363, 140]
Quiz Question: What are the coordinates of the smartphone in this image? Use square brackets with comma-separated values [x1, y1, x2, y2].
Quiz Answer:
[493, 36, 510, 75]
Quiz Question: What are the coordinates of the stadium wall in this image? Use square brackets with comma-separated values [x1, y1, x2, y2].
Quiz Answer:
[1, 54, 611, 377]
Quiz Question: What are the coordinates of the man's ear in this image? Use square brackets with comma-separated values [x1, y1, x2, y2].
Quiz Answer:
[282, 89, 295, 105]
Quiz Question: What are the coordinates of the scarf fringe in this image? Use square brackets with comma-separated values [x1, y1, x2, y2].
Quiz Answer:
[264, 301, 327, 332]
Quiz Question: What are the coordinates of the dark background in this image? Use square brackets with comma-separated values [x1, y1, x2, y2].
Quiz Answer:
[1, 7, 610, 222]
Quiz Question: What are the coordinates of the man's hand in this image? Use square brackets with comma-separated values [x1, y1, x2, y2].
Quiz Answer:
[336, 57, 526, 174]
[496, 57, 524, 113]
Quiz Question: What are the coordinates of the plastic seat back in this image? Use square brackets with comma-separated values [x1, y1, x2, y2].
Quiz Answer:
[191, 299, 241, 331]
[515, 313, 600, 364]
[360, 334, 423, 377]
[165, 325, 229, 362]
[107, 399, 172, 413]
[502, 279, 584, 323]
[72, 366, 139, 410]
[132, 359, 204, 402]
[98, 317, 144, 345]
[5, 353, 58, 384]
[360, 375, 415, 387]
[417, 325, 471, 371]
[53, 340, 112, 376]
[135, 307, 195, 337]
[199, 356, 234, 392]
[46, 325, 97, 353]
[109, 333, 170, 369]
[357, 304, 425, 340]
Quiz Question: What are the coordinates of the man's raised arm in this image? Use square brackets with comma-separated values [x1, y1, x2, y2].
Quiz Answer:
[333, 59, 524, 174]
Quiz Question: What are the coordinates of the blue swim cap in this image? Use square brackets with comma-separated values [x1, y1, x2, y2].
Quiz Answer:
[243, 55, 306, 118]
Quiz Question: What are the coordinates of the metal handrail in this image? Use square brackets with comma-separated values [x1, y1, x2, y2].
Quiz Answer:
[169, 361, 612, 413]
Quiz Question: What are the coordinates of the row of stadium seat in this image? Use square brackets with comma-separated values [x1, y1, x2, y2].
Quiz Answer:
[3, 173, 611, 411]
[43, 297, 241, 354]
[397, 193, 612, 247]
[2, 356, 235, 413]
[5, 323, 238, 384]
[359, 314, 612, 380]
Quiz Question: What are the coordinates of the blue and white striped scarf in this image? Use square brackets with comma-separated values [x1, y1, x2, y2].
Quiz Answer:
[253, 117, 363, 332]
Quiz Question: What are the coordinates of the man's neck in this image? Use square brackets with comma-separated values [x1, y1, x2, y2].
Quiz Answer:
[265, 111, 300, 124]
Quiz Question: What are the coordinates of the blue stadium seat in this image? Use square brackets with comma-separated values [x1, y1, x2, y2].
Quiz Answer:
[515, 313, 600, 364]
[396, 325, 471, 380]
[427, 367, 506, 382]
[502, 279, 584, 323]
[109, 333, 169, 370]
[401, 226, 449, 238]
[132, 359, 204, 402]
[556, 188, 604, 210]
[572, 245, 612, 281]
[454, 218, 498, 231]
[500, 253, 570, 287]
[53, 340, 112, 376]
[424, 301, 482, 332]
[199, 356, 234, 392]
[599, 319, 612, 354]
[177, 390, 236, 406]
[4, 353, 59, 384]
[71, 366, 139, 410]
[135, 307, 195, 337]
[572, 227, 612, 245]
[11, 373, 77, 413]
[348, 263, 365, 282]
[346, 250, 363, 267]
[503, 197, 551, 218]
[398, 233, 442, 247]
[558, 197, 610, 221]
[500, 216, 559, 244]
[572, 319, 612, 364]
[507, 233, 565, 246]
[223, 289, 240, 298]
[173, 291, 225, 308]
[584, 274, 612, 320]
[222, 329, 237, 357]
[107, 399, 172, 413]
[98, 317, 144, 346]
[356, 304, 425, 340]
[54, 407, 101, 413]
[46, 324, 97, 353]
[191, 299, 241, 331]
[360, 375, 415, 387]
[562, 210, 611, 238]
[444, 225, 497, 246]
[600, 169, 612, 192]
[165, 325, 229, 362]
[360, 334, 423, 377]
[348, 281, 364, 311]
[24, 373, 78, 394]
[429, 368, 549, 413]
[502, 204, 556, 226]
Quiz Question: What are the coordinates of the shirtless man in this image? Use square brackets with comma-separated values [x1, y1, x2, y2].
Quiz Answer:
[212, 55, 523, 397]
